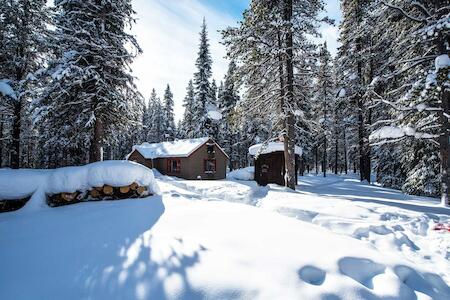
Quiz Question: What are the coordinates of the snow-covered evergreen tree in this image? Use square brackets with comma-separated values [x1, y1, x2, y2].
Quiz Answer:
[337, 0, 378, 182]
[223, 0, 325, 189]
[313, 42, 335, 177]
[192, 18, 214, 138]
[181, 80, 195, 138]
[36, 0, 142, 166]
[370, 1, 450, 204]
[217, 61, 240, 169]
[146, 89, 164, 143]
[162, 84, 175, 141]
[0, 0, 51, 168]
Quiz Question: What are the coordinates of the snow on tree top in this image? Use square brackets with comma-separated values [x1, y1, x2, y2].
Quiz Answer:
[435, 54, 450, 72]
[207, 110, 222, 120]
[248, 142, 303, 156]
[0, 79, 17, 100]
[131, 137, 212, 159]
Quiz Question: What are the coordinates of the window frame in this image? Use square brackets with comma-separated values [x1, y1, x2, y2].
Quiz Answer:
[206, 143, 215, 154]
[204, 158, 216, 174]
[167, 158, 181, 174]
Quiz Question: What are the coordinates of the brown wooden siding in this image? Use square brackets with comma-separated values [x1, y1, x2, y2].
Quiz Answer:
[129, 139, 227, 180]
[254, 152, 298, 186]
[128, 150, 152, 169]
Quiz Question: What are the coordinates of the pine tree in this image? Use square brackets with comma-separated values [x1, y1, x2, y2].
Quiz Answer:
[218, 61, 240, 169]
[181, 80, 195, 138]
[210, 79, 218, 106]
[370, 1, 450, 205]
[36, 0, 142, 166]
[146, 89, 164, 143]
[337, 0, 377, 182]
[314, 42, 335, 177]
[0, 0, 51, 168]
[192, 18, 213, 137]
[223, 0, 325, 189]
[162, 84, 175, 141]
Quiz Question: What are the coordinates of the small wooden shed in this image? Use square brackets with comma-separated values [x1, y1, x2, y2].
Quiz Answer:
[249, 142, 302, 186]
[127, 137, 229, 180]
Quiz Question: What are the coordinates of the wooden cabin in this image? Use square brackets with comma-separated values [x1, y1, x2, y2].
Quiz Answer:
[249, 142, 302, 186]
[127, 137, 228, 180]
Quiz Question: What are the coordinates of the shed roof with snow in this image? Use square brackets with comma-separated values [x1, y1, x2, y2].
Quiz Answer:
[248, 142, 302, 156]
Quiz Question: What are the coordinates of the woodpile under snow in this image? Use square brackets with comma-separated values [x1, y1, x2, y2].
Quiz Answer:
[0, 161, 159, 212]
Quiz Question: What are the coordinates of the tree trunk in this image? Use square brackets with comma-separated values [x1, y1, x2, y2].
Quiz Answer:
[282, 0, 296, 190]
[10, 101, 21, 169]
[334, 135, 338, 174]
[436, 23, 450, 205]
[315, 146, 319, 174]
[300, 154, 305, 176]
[89, 117, 104, 163]
[343, 128, 348, 174]
[323, 138, 327, 177]
[439, 90, 449, 207]
[0, 115, 3, 168]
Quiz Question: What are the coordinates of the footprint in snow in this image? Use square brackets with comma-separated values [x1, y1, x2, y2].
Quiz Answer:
[298, 265, 326, 286]
[338, 257, 385, 289]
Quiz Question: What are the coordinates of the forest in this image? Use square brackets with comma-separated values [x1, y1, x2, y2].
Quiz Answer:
[0, 0, 449, 204]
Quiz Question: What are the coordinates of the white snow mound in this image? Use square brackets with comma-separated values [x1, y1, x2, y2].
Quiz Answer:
[47, 161, 159, 194]
[227, 167, 255, 181]
[0, 161, 159, 210]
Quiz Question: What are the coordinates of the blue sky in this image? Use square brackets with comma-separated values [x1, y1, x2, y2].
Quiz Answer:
[131, 0, 341, 121]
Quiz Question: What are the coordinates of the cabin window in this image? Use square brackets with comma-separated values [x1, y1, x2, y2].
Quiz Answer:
[204, 159, 216, 173]
[167, 159, 181, 173]
[207, 144, 215, 154]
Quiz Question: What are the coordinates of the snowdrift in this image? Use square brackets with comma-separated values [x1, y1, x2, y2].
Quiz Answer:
[227, 166, 255, 181]
[0, 161, 159, 211]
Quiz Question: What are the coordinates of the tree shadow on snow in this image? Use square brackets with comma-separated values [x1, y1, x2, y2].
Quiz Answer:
[0, 195, 239, 299]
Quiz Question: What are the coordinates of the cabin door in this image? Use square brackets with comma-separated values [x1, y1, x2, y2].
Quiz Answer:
[259, 163, 270, 186]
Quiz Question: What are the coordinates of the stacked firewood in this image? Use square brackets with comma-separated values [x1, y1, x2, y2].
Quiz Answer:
[48, 182, 150, 207]
[0, 197, 30, 213]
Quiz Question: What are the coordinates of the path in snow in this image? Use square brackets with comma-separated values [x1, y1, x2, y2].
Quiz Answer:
[158, 173, 450, 286]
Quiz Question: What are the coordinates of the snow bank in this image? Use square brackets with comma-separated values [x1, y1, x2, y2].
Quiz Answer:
[47, 161, 159, 194]
[249, 142, 302, 156]
[227, 167, 255, 181]
[0, 161, 159, 210]
[0, 169, 49, 200]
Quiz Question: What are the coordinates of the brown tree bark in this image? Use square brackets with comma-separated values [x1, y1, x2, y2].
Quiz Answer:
[10, 101, 21, 169]
[439, 77, 450, 206]
[89, 117, 104, 163]
[343, 128, 348, 174]
[323, 138, 327, 177]
[334, 136, 338, 174]
[282, 0, 296, 190]
[0, 115, 3, 167]
[437, 25, 450, 205]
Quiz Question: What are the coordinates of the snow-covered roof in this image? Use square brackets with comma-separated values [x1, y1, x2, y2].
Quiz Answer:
[249, 142, 302, 156]
[131, 137, 226, 159]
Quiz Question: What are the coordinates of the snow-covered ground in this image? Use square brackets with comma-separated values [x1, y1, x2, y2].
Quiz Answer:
[1, 171, 449, 299]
